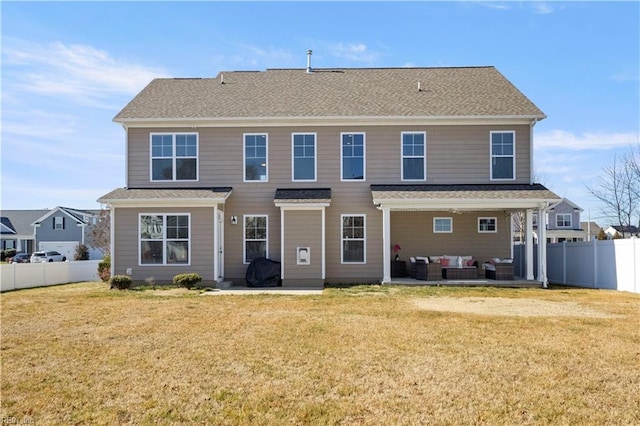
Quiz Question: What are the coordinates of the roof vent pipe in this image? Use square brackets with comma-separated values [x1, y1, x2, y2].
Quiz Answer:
[418, 81, 422, 92]
[220, 73, 224, 84]
[306, 50, 313, 74]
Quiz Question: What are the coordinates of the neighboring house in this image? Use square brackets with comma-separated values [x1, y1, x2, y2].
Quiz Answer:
[539, 198, 588, 243]
[604, 225, 640, 239]
[580, 221, 601, 241]
[99, 64, 562, 286]
[0, 207, 102, 259]
[1, 210, 49, 253]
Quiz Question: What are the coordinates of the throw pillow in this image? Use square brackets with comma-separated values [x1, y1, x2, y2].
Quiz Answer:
[440, 258, 450, 267]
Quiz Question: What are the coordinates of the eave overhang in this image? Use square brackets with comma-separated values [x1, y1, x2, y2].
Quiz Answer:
[98, 187, 232, 208]
[371, 184, 562, 211]
[114, 115, 546, 129]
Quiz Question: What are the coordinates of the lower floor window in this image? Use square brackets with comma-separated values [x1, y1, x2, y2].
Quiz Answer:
[434, 217, 452, 233]
[478, 217, 497, 233]
[342, 215, 365, 263]
[140, 214, 190, 265]
[245, 215, 268, 263]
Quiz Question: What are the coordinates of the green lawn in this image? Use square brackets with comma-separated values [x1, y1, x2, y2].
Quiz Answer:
[2, 282, 639, 424]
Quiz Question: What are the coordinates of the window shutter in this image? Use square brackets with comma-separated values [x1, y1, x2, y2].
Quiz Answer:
[62, 217, 65, 229]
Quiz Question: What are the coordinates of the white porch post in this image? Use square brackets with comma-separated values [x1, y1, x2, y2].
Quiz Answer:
[213, 205, 219, 281]
[525, 209, 534, 280]
[382, 206, 391, 283]
[537, 206, 548, 288]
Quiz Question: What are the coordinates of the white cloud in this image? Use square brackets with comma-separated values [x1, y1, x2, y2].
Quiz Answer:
[328, 43, 380, 64]
[531, 2, 553, 15]
[3, 39, 169, 106]
[535, 130, 639, 150]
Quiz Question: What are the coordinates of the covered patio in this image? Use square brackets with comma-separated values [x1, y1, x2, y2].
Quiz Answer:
[371, 184, 562, 287]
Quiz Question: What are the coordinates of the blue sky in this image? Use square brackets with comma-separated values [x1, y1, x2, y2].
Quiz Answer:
[2, 1, 638, 226]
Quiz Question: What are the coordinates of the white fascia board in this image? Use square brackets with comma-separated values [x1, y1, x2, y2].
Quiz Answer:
[116, 115, 545, 129]
[31, 206, 83, 226]
[1, 223, 16, 234]
[274, 202, 330, 210]
[374, 198, 562, 211]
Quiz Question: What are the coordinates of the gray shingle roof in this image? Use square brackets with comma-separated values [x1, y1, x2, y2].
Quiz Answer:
[274, 189, 331, 203]
[98, 188, 232, 202]
[370, 184, 561, 201]
[0, 210, 50, 236]
[114, 67, 545, 121]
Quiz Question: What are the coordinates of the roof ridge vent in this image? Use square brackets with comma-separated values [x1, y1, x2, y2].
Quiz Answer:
[306, 50, 313, 74]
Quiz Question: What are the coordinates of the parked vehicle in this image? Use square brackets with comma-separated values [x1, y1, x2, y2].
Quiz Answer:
[30, 251, 67, 263]
[9, 253, 31, 263]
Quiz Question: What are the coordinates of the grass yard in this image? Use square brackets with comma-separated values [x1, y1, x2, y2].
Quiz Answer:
[1, 283, 639, 425]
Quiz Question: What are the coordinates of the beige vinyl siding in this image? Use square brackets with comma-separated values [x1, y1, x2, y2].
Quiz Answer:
[127, 124, 532, 188]
[124, 124, 533, 284]
[282, 210, 322, 280]
[390, 211, 512, 265]
[113, 207, 215, 283]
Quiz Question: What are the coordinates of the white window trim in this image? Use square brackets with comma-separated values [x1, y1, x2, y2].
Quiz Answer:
[291, 132, 317, 182]
[401, 131, 427, 182]
[341, 214, 366, 264]
[243, 214, 268, 264]
[433, 217, 453, 233]
[138, 213, 191, 266]
[478, 217, 498, 233]
[556, 213, 572, 228]
[149, 132, 199, 182]
[490, 130, 516, 181]
[54, 216, 64, 230]
[340, 132, 366, 182]
[243, 133, 269, 183]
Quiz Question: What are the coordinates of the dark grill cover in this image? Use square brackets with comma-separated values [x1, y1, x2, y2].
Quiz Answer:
[245, 257, 282, 287]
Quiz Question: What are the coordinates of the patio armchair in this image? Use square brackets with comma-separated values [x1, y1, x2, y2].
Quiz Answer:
[415, 259, 442, 281]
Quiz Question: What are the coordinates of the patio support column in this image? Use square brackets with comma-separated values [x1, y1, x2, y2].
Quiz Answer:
[525, 209, 534, 280]
[382, 206, 391, 283]
[537, 206, 548, 288]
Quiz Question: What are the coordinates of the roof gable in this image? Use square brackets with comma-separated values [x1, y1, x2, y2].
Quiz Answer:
[0, 210, 50, 236]
[114, 66, 545, 123]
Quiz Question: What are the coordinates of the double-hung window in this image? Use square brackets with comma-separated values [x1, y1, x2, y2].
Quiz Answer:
[244, 134, 268, 182]
[401, 132, 426, 181]
[478, 217, 497, 233]
[54, 216, 64, 230]
[292, 133, 316, 181]
[556, 213, 572, 228]
[151, 133, 198, 181]
[140, 214, 190, 265]
[341, 133, 365, 181]
[490, 131, 515, 180]
[341, 215, 365, 263]
[434, 217, 452, 233]
[244, 215, 268, 263]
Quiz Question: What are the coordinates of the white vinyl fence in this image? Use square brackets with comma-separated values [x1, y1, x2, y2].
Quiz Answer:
[0, 260, 101, 292]
[513, 239, 639, 293]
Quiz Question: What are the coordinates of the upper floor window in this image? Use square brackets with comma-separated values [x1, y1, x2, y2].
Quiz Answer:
[292, 133, 316, 181]
[556, 213, 572, 228]
[341, 133, 365, 181]
[54, 216, 64, 230]
[490, 131, 515, 180]
[244, 134, 268, 182]
[341, 215, 366, 263]
[140, 214, 190, 265]
[401, 132, 426, 181]
[151, 133, 198, 181]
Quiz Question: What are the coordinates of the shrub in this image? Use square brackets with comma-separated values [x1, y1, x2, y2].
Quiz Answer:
[1, 249, 17, 262]
[74, 244, 90, 261]
[173, 273, 202, 290]
[110, 275, 132, 290]
[98, 256, 111, 282]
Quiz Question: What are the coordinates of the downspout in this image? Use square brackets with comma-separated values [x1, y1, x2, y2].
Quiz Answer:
[122, 124, 129, 186]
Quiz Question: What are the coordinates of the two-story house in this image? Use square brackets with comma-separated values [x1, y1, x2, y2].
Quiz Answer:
[99, 65, 561, 287]
[1, 207, 102, 259]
